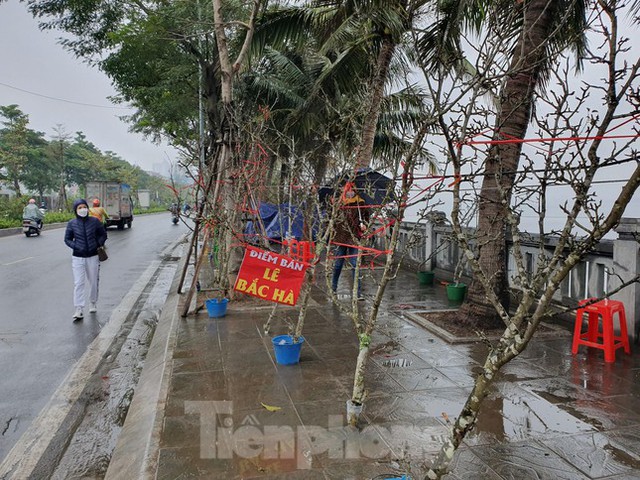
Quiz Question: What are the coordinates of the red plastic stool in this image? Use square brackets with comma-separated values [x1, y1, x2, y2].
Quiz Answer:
[571, 298, 630, 363]
[283, 239, 316, 263]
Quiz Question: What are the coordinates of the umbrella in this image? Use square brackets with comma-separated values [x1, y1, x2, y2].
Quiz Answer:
[318, 168, 396, 206]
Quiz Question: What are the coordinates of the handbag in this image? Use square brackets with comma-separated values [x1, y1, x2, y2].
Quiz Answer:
[97, 246, 109, 262]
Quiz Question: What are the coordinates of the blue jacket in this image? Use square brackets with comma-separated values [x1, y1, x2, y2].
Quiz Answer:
[65, 199, 108, 258]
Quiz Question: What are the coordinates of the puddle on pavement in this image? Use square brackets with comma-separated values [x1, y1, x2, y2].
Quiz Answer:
[468, 383, 595, 444]
[0, 330, 28, 346]
[603, 443, 640, 469]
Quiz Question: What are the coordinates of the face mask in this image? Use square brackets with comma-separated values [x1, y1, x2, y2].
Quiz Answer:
[77, 208, 89, 217]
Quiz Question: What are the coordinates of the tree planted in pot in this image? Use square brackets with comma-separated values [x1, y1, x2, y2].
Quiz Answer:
[417, 269, 435, 285]
[322, 136, 437, 427]
[262, 179, 332, 366]
[446, 254, 467, 302]
[268, 267, 314, 365]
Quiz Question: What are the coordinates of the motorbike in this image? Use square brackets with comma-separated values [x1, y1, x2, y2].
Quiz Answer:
[23, 218, 42, 237]
[169, 207, 180, 225]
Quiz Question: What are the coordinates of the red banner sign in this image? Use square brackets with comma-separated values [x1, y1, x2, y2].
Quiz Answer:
[233, 246, 309, 306]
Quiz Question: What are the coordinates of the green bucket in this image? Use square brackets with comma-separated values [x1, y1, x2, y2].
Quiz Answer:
[446, 283, 467, 302]
[417, 271, 435, 285]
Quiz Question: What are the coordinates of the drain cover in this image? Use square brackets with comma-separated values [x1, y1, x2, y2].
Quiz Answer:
[382, 358, 412, 368]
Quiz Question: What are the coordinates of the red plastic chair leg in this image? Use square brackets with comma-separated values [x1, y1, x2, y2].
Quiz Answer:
[572, 308, 585, 354]
[617, 309, 631, 354]
[586, 311, 600, 343]
[602, 310, 615, 363]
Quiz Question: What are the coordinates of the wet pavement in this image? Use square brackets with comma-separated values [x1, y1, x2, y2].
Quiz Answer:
[106, 265, 640, 479]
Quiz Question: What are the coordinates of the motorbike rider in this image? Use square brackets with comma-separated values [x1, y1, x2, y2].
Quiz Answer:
[169, 202, 180, 223]
[23, 198, 44, 228]
[89, 198, 109, 225]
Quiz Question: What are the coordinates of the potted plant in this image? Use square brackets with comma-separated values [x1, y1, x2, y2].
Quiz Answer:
[204, 231, 230, 318]
[266, 261, 316, 366]
[417, 269, 435, 285]
[446, 253, 467, 302]
[205, 296, 229, 318]
[272, 331, 305, 365]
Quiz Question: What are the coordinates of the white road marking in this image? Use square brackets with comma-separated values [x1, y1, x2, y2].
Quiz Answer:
[2, 256, 34, 266]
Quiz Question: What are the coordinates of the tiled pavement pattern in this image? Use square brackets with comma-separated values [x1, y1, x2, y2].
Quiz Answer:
[136, 268, 640, 479]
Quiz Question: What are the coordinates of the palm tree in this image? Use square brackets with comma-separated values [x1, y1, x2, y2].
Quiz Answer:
[247, 0, 433, 185]
[243, 44, 431, 187]
[419, 0, 588, 329]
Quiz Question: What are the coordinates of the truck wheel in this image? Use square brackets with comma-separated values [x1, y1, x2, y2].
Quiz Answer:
[127, 220, 132, 229]
[117, 221, 124, 230]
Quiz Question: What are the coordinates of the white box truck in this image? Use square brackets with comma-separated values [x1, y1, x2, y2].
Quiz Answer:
[86, 181, 134, 229]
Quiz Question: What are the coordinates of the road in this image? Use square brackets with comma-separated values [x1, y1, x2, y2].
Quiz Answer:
[0, 212, 187, 464]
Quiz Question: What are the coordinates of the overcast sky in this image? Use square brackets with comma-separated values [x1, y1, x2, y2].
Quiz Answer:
[1, 0, 637, 233]
[0, 0, 177, 173]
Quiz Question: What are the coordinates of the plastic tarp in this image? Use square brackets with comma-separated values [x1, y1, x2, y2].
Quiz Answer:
[245, 202, 310, 241]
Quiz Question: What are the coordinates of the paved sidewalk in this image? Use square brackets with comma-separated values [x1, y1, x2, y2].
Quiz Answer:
[107, 264, 640, 479]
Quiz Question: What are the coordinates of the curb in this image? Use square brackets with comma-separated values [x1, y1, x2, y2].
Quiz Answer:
[104, 238, 188, 479]
[0, 223, 67, 238]
[0, 212, 168, 238]
[404, 311, 571, 344]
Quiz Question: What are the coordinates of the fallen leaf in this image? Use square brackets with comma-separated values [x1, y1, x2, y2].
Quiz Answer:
[261, 402, 282, 412]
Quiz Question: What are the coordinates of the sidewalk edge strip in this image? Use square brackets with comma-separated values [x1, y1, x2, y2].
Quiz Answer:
[104, 242, 187, 480]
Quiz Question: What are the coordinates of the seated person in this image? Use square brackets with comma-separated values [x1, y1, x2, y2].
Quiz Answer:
[89, 199, 109, 225]
[23, 198, 44, 227]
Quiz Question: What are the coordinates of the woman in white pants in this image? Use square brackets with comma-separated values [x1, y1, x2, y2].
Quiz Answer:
[64, 199, 108, 321]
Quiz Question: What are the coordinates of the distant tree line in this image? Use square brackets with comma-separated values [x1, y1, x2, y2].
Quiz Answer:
[0, 104, 177, 209]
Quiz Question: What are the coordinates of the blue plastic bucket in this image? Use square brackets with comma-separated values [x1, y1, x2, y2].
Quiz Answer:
[205, 298, 228, 318]
[272, 335, 305, 365]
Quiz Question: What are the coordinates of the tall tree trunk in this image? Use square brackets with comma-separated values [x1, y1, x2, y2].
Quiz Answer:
[13, 178, 21, 197]
[354, 34, 396, 169]
[457, 0, 554, 329]
[58, 179, 67, 211]
[210, 0, 263, 298]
